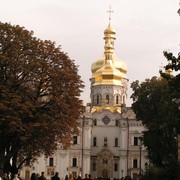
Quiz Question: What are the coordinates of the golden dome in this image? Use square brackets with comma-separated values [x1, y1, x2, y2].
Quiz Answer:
[104, 24, 116, 35]
[91, 54, 127, 78]
[91, 24, 127, 78]
[91, 57, 104, 74]
[112, 54, 127, 74]
[94, 59, 123, 86]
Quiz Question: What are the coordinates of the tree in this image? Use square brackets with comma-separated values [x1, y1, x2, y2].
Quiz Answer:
[161, 51, 180, 133]
[163, 51, 180, 71]
[0, 22, 84, 175]
[131, 77, 179, 167]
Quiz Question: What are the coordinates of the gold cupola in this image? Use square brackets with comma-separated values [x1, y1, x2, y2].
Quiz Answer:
[91, 23, 128, 85]
[90, 10, 128, 113]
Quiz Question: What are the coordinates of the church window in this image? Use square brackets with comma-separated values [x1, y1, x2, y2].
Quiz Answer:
[115, 138, 118, 147]
[93, 137, 97, 146]
[102, 115, 110, 125]
[122, 95, 126, 104]
[104, 137, 108, 146]
[106, 54, 110, 60]
[114, 163, 118, 171]
[49, 157, 54, 166]
[116, 95, 119, 104]
[134, 137, 138, 146]
[92, 162, 96, 171]
[97, 95, 100, 104]
[94, 119, 97, 126]
[133, 159, 138, 168]
[72, 158, 77, 167]
[115, 119, 119, 126]
[103, 159, 108, 164]
[73, 136, 78, 144]
[106, 95, 110, 104]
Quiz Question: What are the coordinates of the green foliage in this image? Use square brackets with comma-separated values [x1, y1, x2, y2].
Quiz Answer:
[161, 51, 180, 133]
[161, 51, 180, 102]
[163, 51, 180, 72]
[0, 22, 84, 173]
[131, 77, 179, 167]
[131, 50, 180, 179]
[141, 162, 180, 180]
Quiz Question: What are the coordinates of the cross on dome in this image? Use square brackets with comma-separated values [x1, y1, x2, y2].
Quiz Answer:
[107, 5, 113, 24]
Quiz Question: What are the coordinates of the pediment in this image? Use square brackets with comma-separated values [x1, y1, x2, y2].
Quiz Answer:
[97, 148, 114, 158]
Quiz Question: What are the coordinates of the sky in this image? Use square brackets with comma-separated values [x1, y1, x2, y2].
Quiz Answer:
[0, 0, 180, 106]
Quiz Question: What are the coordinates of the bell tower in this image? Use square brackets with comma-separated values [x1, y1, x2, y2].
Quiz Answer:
[90, 11, 128, 113]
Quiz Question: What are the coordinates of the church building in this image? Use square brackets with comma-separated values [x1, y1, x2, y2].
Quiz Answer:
[20, 18, 148, 180]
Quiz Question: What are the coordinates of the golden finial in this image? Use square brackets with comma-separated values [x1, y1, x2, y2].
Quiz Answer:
[107, 5, 113, 24]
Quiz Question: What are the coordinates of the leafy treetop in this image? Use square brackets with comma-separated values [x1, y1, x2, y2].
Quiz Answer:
[0, 22, 84, 173]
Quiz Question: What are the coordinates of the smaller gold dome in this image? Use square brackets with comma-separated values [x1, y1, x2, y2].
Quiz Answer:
[104, 24, 116, 34]
[165, 68, 173, 75]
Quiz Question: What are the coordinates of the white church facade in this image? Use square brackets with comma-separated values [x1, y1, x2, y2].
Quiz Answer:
[20, 21, 148, 180]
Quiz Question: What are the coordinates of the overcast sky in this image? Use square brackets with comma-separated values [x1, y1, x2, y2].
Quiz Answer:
[0, 0, 180, 106]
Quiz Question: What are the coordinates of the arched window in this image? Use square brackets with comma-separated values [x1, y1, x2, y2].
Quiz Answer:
[97, 95, 100, 104]
[94, 119, 97, 126]
[133, 159, 138, 168]
[106, 95, 109, 104]
[116, 95, 119, 104]
[123, 95, 126, 104]
[92, 162, 96, 171]
[49, 157, 54, 166]
[72, 158, 77, 167]
[114, 163, 118, 171]
[104, 137, 107, 146]
[93, 137, 97, 146]
[115, 138, 118, 147]
[115, 119, 119, 126]
[106, 54, 110, 60]
[134, 137, 138, 146]
[73, 136, 78, 144]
